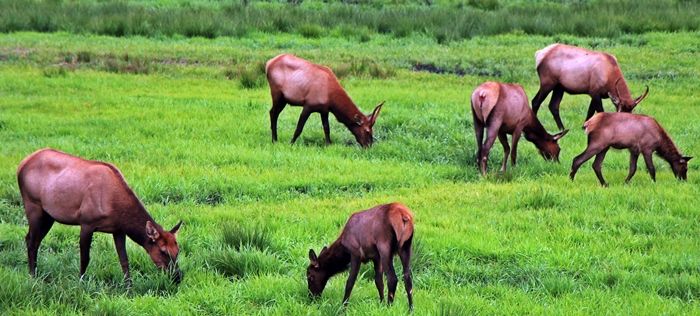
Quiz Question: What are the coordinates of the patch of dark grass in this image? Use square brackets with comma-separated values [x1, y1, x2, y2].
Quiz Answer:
[208, 247, 281, 279]
[657, 275, 700, 302]
[516, 186, 562, 210]
[221, 223, 272, 251]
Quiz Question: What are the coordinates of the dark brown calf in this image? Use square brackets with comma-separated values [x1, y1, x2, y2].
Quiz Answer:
[17, 148, 183, 284]
[307, 203, 414, 309]
[570, 112, 691, 186]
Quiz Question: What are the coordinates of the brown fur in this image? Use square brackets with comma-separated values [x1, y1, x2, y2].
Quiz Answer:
[471, 81, 568, 176]
[17, 148, 183, 283]
[570, 112, 691, 186]
[307, 203, 414, 309]
[266, 54, 384, 148]
[532, 43, 649, 130]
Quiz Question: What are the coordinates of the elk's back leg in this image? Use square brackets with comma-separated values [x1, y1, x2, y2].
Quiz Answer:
[480, 118, 503, 176]
[548, 86, 565, 131]
[399, 236, 413, 310]
[587, 96, 603, 121]
[498, 132, 510, 173]
[24, 200, 54, 277]
[291, 108, 313, 144]
[531, 80, 554, 115]
[570, 136, 606, 181]
[592, 148, 610, 186]
[473, 110, 485, 165]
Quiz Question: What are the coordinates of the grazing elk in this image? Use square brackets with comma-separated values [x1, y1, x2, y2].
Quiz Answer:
[307, 202, 414, 309]
[570, 112, 691, 186]
[472, 81, 568, 176]
[532, 43, 649, 131]
[266, 54, 384, 148]
[17, 148, 183, 284]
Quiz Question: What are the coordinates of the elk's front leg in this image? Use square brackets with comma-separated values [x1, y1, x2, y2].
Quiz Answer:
[643, 151, 656, 182]
[113, 233, 131, 286]
[373, 258, 384, 302]
[79, 226, 95, 279]
[320, 111, 332, 145]
[625, 150, 640, 183]
[342, 256, 361, 306]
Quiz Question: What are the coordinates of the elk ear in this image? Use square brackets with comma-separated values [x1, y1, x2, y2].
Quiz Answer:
[170, 220, 183, 236]
[683, 156, 693, 162]
[369, 101, 385, 126]
[353, 114, 363, 126]
[553, 129, 569, 141]
[308, 249, 318, 264]
[320, 246, 328, 255]
[634, 86, 649, 105]
[146, 221, 160, 242]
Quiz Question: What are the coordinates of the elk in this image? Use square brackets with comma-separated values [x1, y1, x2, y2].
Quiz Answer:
[307, 202, 414, 310]
[570, 112, 691, 186]
[17, 148, 183, 284]
[472, 81, 568, 176]
[266, 54, 384, 148]
[531, 43, 649, 131]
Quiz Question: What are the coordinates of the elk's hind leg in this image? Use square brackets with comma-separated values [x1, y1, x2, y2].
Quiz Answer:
[548, 86, 566, 131]
[498, 132, 510, 172]
[480, 118, 503, 176]
[399, 236, 413, 310]
[473, 111, 484, 165]
[587, 96, 603, 120]
[24, 200, 54, 277]
[570, 139, 606, 181]
[531, 81, 554, 115]
[291, 108, 312, 144]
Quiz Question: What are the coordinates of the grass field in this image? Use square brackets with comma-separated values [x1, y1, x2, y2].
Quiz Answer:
[1, 16, 700, 315]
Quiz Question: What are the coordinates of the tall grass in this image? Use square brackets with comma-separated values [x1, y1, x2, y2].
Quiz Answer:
[0, 1, 698, 42]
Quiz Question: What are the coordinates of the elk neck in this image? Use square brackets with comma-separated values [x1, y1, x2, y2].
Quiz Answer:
[318, 239, 352, 277]
[656, 129, 683, 164]
[328, 89, 366, 129]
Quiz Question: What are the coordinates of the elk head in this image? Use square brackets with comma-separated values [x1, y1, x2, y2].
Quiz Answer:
[307, 247, 330, 298]
[351, 101, 384, 148]
[671, 156, 692, 181]
[608, 78, 649, 112]
[145, 220, 183, 283]
[535, 129, 569, 162]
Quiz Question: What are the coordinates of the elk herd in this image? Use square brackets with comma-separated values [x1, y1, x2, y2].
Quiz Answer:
[14, 43, 690, 310]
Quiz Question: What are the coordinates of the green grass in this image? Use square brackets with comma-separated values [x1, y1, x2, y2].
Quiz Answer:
[0, 29, 699, 314]
[0, 0, 699, 42]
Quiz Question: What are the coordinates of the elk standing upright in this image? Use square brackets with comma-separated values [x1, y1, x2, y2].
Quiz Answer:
[532, 43, 649, 130]
[570, 112, 691, 186]
[266, 54, 384, 148]
[472, 81, 568, 176]
[17, 148, 183, 283]
[307, 203, 414, 310]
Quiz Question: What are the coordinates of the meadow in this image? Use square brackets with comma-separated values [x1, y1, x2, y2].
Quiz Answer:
[1, 2, 700, 314]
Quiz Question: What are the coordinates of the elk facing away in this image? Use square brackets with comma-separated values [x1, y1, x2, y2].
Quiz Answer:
[307, 203, 414, 310]
[472, 81, 568, 176]
[17, 148, 183, 284]
[266, 54, 384, 148]
[532, 43, 649, 131]
[570, 112, 691, 186]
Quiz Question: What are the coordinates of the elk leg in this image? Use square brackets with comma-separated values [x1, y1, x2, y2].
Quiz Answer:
[473, 111, 484, 165]
[643, 151, 656, 182]
[372, 258, 384, 302]
[399, 237, 413, 310]
[384, 254, 398, 305]
[291, 108, 312, 144]
[592, 148, 609, 186]
[113, 233, 131, 286]
[587, 96, 603, 120]
[510, 128, 523, 166]
[79, 226, 95, 279]
[531, 84, 553, 115]
[269, 94, 286, 143]
[570, 145, 603, 180]
[320, 111, 332, 145]
[548, 87, 565, 131]
[24, 202, 54, 277]
[342, 256, 361, 306]
[498, 132, 510, 173]
[625, 150, 640, 183]
[480, 119, 502, 176]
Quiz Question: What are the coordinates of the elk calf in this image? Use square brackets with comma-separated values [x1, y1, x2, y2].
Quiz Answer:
[266, 54, 384, 148]
[570, 112, 691, 186]
[472, 81, 568, 176]
[532, 43, 649, 130]
[307, 203, 414, 310]
[17, 148, 183, 284]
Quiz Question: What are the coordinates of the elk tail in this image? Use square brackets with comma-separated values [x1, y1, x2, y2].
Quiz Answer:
[388, 203, 414, 248]
[583, 113, 604, 135]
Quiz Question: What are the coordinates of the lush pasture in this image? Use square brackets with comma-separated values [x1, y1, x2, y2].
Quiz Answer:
[1, 29, 699, 314]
